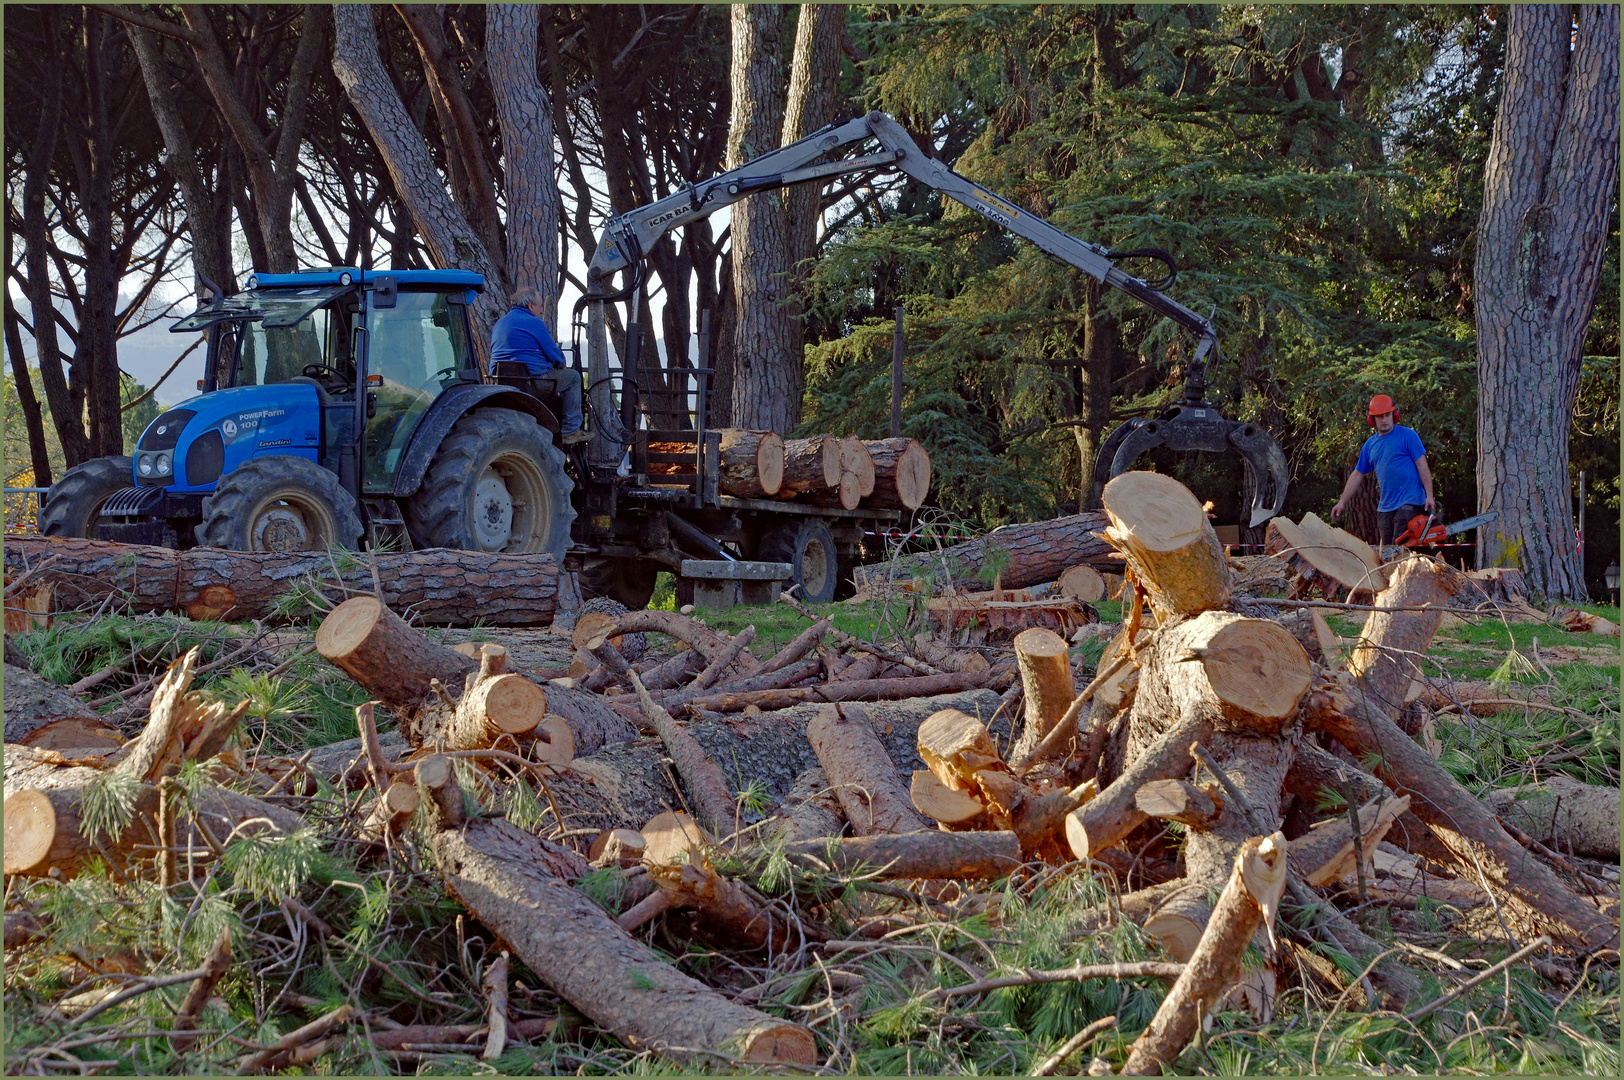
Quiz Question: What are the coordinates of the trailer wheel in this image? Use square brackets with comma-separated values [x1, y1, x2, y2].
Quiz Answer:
[39, 456, 134, 538]
[405, 408, 575, 560]
[197, 455, 363, 552]
[758, 518, 838, 605]
[579, 555, 658, 611]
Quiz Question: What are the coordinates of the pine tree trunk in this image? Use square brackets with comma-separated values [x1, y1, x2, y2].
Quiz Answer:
[1473, 4, 1618, 597]
[332, 4, 507, 371]
[486, 5, 561, 319]
[727, 4, 800, 433]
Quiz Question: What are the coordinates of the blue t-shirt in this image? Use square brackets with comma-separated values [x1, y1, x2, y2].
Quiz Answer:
[1354, 425, 1427, 511]
[490, 306, 566, 373]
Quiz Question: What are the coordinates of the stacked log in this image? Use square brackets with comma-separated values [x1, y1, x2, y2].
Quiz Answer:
[647, 429, 786, 498]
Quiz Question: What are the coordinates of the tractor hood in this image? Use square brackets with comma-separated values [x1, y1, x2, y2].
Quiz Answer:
[133, 383, 324, 493]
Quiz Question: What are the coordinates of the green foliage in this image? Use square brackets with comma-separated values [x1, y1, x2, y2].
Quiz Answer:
[10, 613, 240, 692]
[220, 826, 321, 901]
[78, 771, 144, 845]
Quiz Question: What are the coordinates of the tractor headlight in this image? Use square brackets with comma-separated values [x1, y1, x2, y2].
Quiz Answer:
[137, 454, 154, 476]
[154, 453, 172, 476]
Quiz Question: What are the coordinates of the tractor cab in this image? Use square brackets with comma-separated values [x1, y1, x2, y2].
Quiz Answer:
[42, 266, 579, 560]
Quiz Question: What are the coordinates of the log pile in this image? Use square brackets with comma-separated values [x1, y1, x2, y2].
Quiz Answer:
[6, 469, 1616, 1074]
[644, 430, 931, 512]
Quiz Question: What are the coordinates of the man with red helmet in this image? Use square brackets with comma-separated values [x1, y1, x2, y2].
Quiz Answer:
[1330, 394, 1435, 544]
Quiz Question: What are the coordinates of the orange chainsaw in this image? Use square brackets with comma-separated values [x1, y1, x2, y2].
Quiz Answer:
[1393, 509, 1498, 548]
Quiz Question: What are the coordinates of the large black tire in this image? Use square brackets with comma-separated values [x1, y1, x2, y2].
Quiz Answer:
[39, 456, 134, 538]
[196, 455, 363, 551]
[758, 518, 838, 605]
[404, 408, 575, 560]
[579, 555, 659, 611]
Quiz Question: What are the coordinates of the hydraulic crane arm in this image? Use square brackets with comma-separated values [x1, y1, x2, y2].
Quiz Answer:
[581, 110, 1287, 525]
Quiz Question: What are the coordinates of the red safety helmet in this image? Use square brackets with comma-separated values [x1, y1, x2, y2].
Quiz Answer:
[1367, 394, 1399, 427]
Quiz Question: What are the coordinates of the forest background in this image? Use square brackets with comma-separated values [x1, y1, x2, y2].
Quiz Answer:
[4, 4, 1617, 595]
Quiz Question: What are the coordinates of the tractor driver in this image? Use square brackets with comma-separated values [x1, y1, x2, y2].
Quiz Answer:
[1330, 394, 1435, 544]
[491, 286, 589, 446]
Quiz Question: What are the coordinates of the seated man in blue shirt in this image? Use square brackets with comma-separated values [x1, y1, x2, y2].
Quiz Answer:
[491, 286, 587, 445]
[1331, 394, 1435, 544]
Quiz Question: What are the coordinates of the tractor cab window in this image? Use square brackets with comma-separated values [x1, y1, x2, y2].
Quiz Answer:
[362, 290, 470, 492]
[238, 304, 357, 390]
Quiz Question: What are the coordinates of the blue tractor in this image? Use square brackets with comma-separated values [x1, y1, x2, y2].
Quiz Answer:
[41, 268, 576, 559]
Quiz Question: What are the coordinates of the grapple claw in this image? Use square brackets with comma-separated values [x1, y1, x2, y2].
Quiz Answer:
[1092, 404, 1289, 528]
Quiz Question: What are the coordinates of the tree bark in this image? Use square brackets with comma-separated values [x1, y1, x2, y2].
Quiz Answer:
[316, 596, 477, 719]
[331, 4, 506, 370]
[780, 435, 842, 494]
[432, 819, 817, 1065]
[686, 670, 993, 712]
[1486, 776, 1619, 859]
[781, 830, 1023, 879]
[854, 511, 1115, 592]
[1009, 628, 1075, 763]
[727, 4, 799, 433]
[1474, 4, 1619, 597]
[5, 536, 567, 626]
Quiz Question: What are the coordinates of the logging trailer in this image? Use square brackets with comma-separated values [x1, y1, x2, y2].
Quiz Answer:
[42, 110, 1288, 608]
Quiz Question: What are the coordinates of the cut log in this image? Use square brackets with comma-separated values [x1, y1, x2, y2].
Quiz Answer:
[1009, 628, 1075, 763]
[641, 811, 717, 867]
[719, 430, 785, 497]
[318, 597, 477, 719]
[911, 769, 988, 828]
[588, 828, 647, 868]
[1101, 472, 1231, 621]
[432, 819, 816, 1066]
[3, 662, 107, 744]
[808, 703, 928, 836]
[1058, 564, 1106, 602]
[361, 780, 421, 843]
[779, 435, 841, 495]
[1347, 557, 1468, 721]
[1287, 794, 1410, 886]
[765, 767, 845, 844]
[15, 717, 124, 752]
[414, 754, 465, 830]
[5, 535, 566, 626]
[425, 667, 549, 752]
[780, 829, 1022, 879]
[3, 770, 303, 879]
[629, 672, 737, 837]
[1122, 834, 1289, 1076]
[1267, 514, 1387, 595]
[1065, 716, 1214, 860]
[925, 593, 1097, 641]
[853, 511, 1114, 593]
[861, 438, 931, 510]
[1135, 780, 1221, 827]
[840, 435, 876, 498]
[644, 857, 818, 952]
[799, 469, 862, 509]
[1320, 694, 1617, 950]
[1282, 740, 1456, 868]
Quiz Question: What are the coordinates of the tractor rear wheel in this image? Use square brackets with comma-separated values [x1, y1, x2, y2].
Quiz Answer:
[405, 409, 575, 560]
[39, 456, 134, 538]
[579, 555, 659, 610]
[758, 518, 838, 605]
[196, 455, 363, 551]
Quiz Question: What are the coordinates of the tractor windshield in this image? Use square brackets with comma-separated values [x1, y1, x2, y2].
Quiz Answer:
[362, 290, 470, 491]
[173, 286, 358, 390]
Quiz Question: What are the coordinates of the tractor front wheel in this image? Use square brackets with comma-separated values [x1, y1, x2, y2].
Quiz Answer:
[196, 455, 363, 552]
[39, 456, 134, 538]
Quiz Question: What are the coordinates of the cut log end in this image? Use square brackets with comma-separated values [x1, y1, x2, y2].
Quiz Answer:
[1058, 564, 1106, 602]
[315, 595, 385, 660]
[910, 769, 986, 826]
[1196, 618, 1313, 726]
[3, 788, 57, 875]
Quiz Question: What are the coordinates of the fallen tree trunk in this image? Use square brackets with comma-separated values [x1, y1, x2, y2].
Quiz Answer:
[853, 511, 1114, 593]
[780, 830, 1023, 879]
[630, 672, 737, 837]
[1347, 557, 1467, 722]
[4, 535, 567, 626]
[808, 703, 929, 836]
[431, 819, 816, 1066]
[3, 662, 109, 744]
[1487, 777, 1619, 859]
